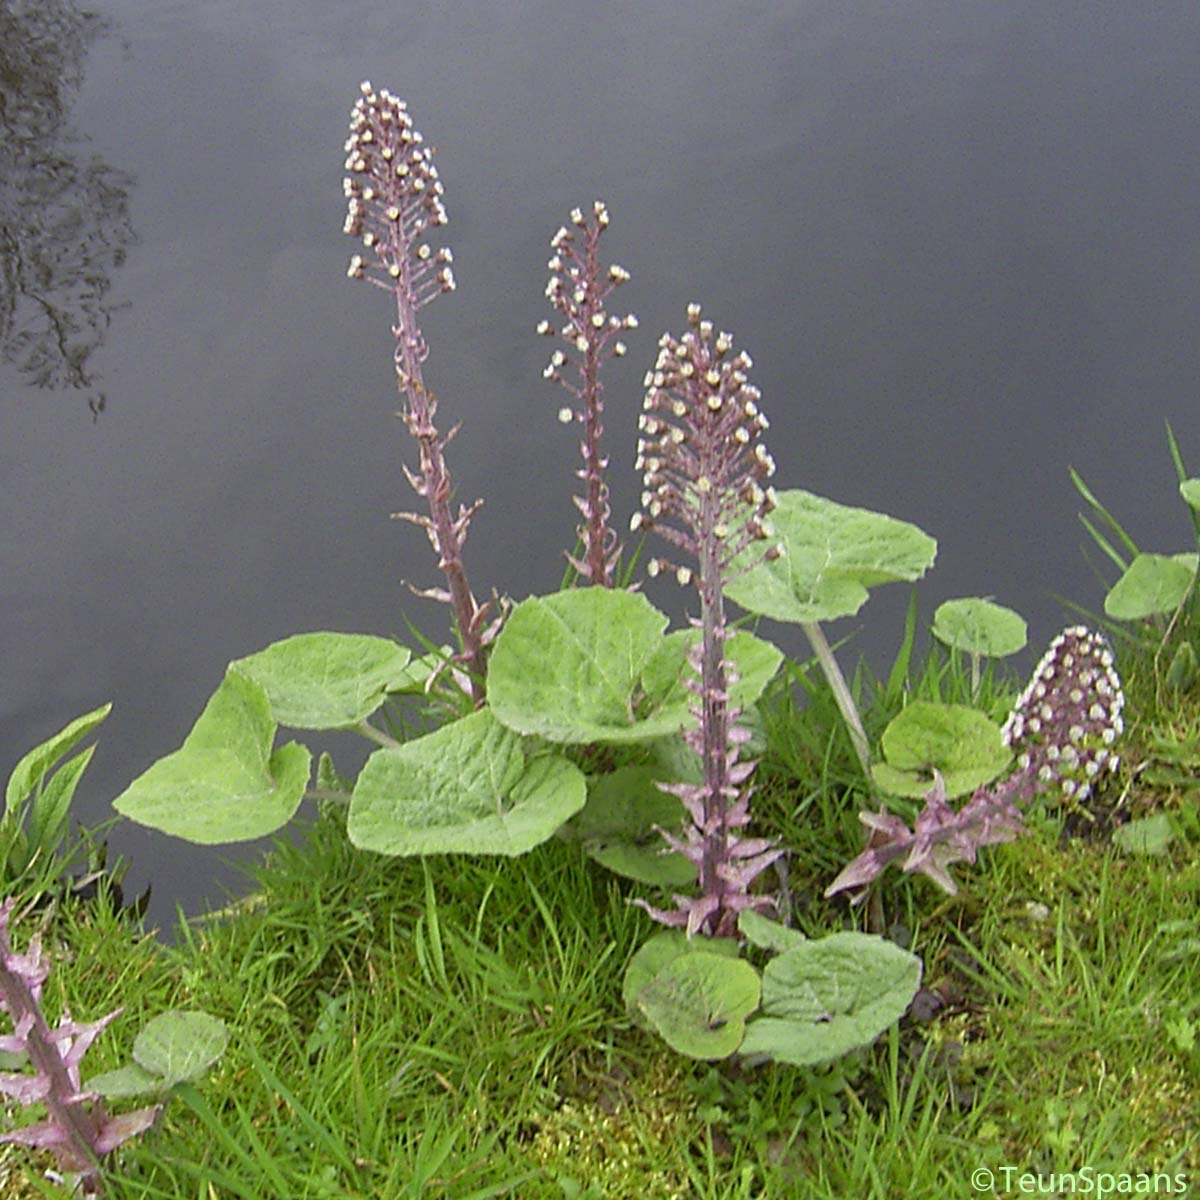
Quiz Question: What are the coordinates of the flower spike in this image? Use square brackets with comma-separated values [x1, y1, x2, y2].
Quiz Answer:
[344, 84, 489, 703]
[826, 626, 1126, 903]
[540, 201, 637, 586]
[633, 308, 783, 938]
[0, 901, 161, 1194]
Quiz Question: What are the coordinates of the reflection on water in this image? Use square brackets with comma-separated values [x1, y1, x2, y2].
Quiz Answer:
[0, 0, 134, 416]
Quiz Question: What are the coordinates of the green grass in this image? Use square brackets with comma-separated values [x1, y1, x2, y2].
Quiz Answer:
[2, 614, 1198, 1199]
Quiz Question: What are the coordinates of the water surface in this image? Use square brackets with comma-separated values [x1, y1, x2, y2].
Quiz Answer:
[3, 0, 1198, 928]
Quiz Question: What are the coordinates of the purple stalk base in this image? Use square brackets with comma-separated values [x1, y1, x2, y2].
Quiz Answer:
[0, 900, 160, 1196]
[826, 626, 1126, 902]
[344, 82, 493, 704]
[631, 304, 785, 938]
[539, 202, 637, 587]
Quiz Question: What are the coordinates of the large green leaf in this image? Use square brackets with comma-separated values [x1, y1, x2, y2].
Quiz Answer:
[640, 630, 784, 716]
[872, 701, 1010, 798]
[560, 766, 694, 887]
[725, 490, 936, 623]
[347, 709, 586, 855]
[1105, 553, 1197, 620]
[113, 671, 310, 843]
[5, 702, 111, 819]
[632, 944, 761, 1061]
[489, 590, 782, 745]
[487, 590, 671, 743]
[740, 932, 921, 1066]
[622, 930, 740, 1026]
[931, 598, 1027, 658]
[231, 632, 413, 729]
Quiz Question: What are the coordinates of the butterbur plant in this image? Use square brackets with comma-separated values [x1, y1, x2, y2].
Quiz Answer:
[826, 625, 1126, 901]
[344, 81, 492, 704]
[0, 900, 160, 1195]
[631, 305, 784, 937]
[114, 84, 928, 1066]
[540, 201, 637, 586]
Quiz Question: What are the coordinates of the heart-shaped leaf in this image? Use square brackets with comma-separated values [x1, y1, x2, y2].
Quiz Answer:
[634, 949, 760, 1061]
[931, 598, 1027, 658]
[726, 489, 936, 623]
[640, 630, 783, 716]
[1112, 813, 1175, 856]
[348, 709, 586, 855]
[231, 632, 413, 729]
[740, 932, 921, 1066]
[622, 930, 740, 1023]
[872, 701, 1010, 798]
[113, 671, 310, 843]
[131, 1010, 229, 1087]
[738, 910, 808, 955]
[487, 589, 672, 743]
[87, 1063, 164, 1100]
[1105, 553, 1197, 620]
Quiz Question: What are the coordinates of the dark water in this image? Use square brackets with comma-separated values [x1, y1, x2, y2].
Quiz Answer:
[3, 0, 1199, 929]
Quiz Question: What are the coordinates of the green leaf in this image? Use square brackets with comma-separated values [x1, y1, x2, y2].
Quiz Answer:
[87, 1062, 165, 1099]
[622, 931, 740, 1023]
[5, 702, 112, 820]
[872, 701, 1010, 798]
[560, 766, 694, 887]
[640, 630, 783, 716]
[347, 709, 586, 855]
[489, 590, 780, 747]
[1112, 813, 1175, 856]
[231, 632, 413, 729]
[635, 951, 761, 1061]
[1105, 553, 1197, 620]
[132, 1010, 229, 1086]
[738, 910, 808, 955]
[931, 598, 1027, 658]
[487, 590, 673, 743]
[113, 671, 310, 844]
[740, 932, 921, 1066]
[725, 489, 937, 623]
[1180, 479, 1200, 511]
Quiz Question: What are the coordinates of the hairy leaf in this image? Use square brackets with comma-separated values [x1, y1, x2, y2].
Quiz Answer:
[740, 933, 920, 1066]
[634, 950, 760, 1060]
[487, 589, 675, 742]
[113, 671, 310, 843]
[560, 766, 693, 886]
[931, 597, 1027, 658]
[726, 489, 936, 623]
[348, 709, 586, 855]
[231, 632, 413, 728]
[1105, 553, 1196, 620]
[873, 701, 1010, 798]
